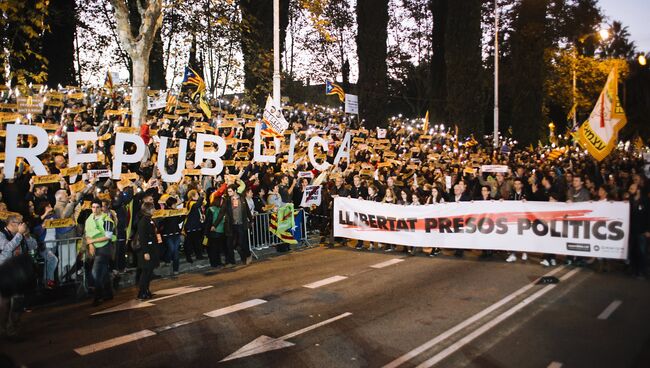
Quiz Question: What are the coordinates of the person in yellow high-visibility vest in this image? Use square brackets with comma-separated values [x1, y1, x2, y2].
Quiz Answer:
[84, 199, 116, 307]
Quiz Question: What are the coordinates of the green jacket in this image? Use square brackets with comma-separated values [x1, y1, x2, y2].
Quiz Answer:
[207, 206, 225, 237]
[84, 213, 116, 248]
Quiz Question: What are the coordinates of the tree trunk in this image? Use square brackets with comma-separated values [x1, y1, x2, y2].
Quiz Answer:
[510, 0, 548, 144]
[429, 0, 447, 122]
[110, 0, 163, 127]
[356, 0, 389, 129]
[148, 27, 166, 89]
[42, 0, 77, 88]
[132, 54, 149, 127]
[445, 0, 484, 136]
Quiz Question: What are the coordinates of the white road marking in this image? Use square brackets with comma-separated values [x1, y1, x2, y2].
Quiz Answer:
[204, 299, 267, 318]
[415, 269, 581, 368]
[597, 300, 622, 320]
[74, 330, 156, 356]
[547, 362, 563, 368]
[91, 286, 213, 316]
[382, 266, 567, 368]
[220, 312, 353, 362]
[371, 258, 405, 269]
[303, 275, 348, 289]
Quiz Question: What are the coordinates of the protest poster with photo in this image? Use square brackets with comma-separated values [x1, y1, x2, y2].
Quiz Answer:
[300, 185, 322, 207]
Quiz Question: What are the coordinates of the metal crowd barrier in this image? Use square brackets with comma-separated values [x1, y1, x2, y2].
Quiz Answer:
[247, 209, 312, 256]
[43, 237, 84, 287]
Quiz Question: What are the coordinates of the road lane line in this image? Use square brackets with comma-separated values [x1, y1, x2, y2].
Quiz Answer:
[280, 312, 353, 340]
[597, 300, 622, 320]
[74, 330, 156, 356]
[382, 266, 566, 368]
[371, 258, 405, 269]
[204, 299, 267, 318]
[415, 269, 581, 368]
[547, 362, 563, 368]
[303, 275, 348, 289]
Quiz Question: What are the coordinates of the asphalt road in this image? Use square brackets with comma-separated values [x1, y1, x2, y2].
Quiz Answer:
[2, 246, 649, 368]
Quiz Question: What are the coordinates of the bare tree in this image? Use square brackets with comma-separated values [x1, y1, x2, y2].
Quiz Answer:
[110, 0, 163, 127]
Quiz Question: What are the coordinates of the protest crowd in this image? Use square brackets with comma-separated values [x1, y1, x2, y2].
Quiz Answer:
[0, 83, 648, 340]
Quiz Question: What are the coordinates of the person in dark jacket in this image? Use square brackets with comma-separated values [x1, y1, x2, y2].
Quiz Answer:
[205, 195, 226, 268]
[159, 196, 184, 275]
[628, 183, 649, 278]
[137, 203, 160, 300]
[450, 183, 471, 258]
[215, 184, 254, 265]
[183, 189, 205, 263]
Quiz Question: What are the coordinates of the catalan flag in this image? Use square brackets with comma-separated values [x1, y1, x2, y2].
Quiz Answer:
[182, 67, 206, 100]
[465, 135, 478, 148]
[325, 80, 345, 102]
[165, 93, 177, 113]
[260, 120, 283, 138]
[182, 67, 211, 118]
[547, 147, 567, 161]
[269, 203, 297, 244]
[104, 71, 113, 90]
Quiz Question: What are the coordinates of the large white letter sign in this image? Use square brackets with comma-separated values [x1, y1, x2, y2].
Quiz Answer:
[112, 133, 146, 179]
[157, 137, 188, 183]
[4, 124, 49, 178]
[287, 133, 297, 163]
[308, 136, 331, 171]
[333, 132, 351, 166]
[195, 133, 227, 176]
[67, 131, 99, 168]
[253, 122, 276, 163]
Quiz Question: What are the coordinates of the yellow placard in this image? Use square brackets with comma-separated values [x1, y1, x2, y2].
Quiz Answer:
[81, 201, 92, 210]
[39, 123, 60, 131]
[152, 208, 189, 219]
[223, 160, 235, 167]
[69, 180, 87, 193]
[360, 169, 374, 177]
[225, 114, 237, 119]
[46, 92, 64, 100]
[115, 126, 138, 134]
[48, 145, 66, 154]
[377, 162, 392, 168]
[45, 100, 64, 108]
[0, 103, 18, 110]
[68, 92, 85, 100]
[175, 109, 189, 115]
[99, 133, 112, 141]
[33, 174, 60, 185]
[189, 112, 203, 118]
[419, 135, 432, 140]
[43, 218, 76, 229]
[193, 127, 206, 133]
[235, 160, 250, 168]
[236, 152, 250, 159]
[243, 114, 256, 119]
[177, 102, 190, 109]
[183, 169, 201, 176]
[120, 172, 139, 181]
[0, 152, 5, 160]
[163, 114, 179, 120]
[383, 152, 397, 158]
[0, 211, 21, 220]
[60, 165, 83, 177]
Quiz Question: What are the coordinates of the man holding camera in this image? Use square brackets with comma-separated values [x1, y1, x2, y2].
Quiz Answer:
[0, 214, 37, 340]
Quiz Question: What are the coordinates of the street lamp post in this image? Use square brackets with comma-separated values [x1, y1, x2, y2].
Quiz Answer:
[571, 27, 609, 129]
[273, 0, 281, 106]
[493, 0, 499, 148]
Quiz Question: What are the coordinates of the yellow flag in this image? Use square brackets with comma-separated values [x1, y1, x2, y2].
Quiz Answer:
[576, 68, 627, 161]
[423, 110, 429, 132]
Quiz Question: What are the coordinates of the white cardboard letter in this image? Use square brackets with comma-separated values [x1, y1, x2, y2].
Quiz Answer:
[195, 133, 226, 175]
[112, 133, 146, 179]
[4, 124, 49, 178]
[308, 136, 331, 171]
[157, 137, 188, 183]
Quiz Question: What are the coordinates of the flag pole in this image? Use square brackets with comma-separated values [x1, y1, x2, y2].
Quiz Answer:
[493, 0, 499, 148]
[273, 0, 281, 107]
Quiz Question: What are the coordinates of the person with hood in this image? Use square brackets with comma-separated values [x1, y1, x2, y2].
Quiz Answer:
[136, 202, 161, 300]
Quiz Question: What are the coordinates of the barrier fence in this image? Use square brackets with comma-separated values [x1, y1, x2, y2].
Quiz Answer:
[43, 237, 85, 288]
[247, 209, 313, 253]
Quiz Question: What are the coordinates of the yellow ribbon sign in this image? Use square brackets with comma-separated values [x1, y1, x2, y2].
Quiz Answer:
[33, 174, 60, 185]
[152, 208, 189, 219]
[44, 218, 76, 229]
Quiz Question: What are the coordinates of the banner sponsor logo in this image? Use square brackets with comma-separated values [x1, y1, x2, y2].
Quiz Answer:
[333, 197, 629, 259]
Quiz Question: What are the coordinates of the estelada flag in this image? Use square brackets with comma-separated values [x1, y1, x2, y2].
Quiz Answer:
[576, 68, 627, 161]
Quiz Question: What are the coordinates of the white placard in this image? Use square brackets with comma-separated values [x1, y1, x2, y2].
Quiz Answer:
[345, 94, 358, 114]
[481, 165, 509, 173]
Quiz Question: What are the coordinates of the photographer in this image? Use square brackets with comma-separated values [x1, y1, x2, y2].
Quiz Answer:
[0, 213, 37, 340]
